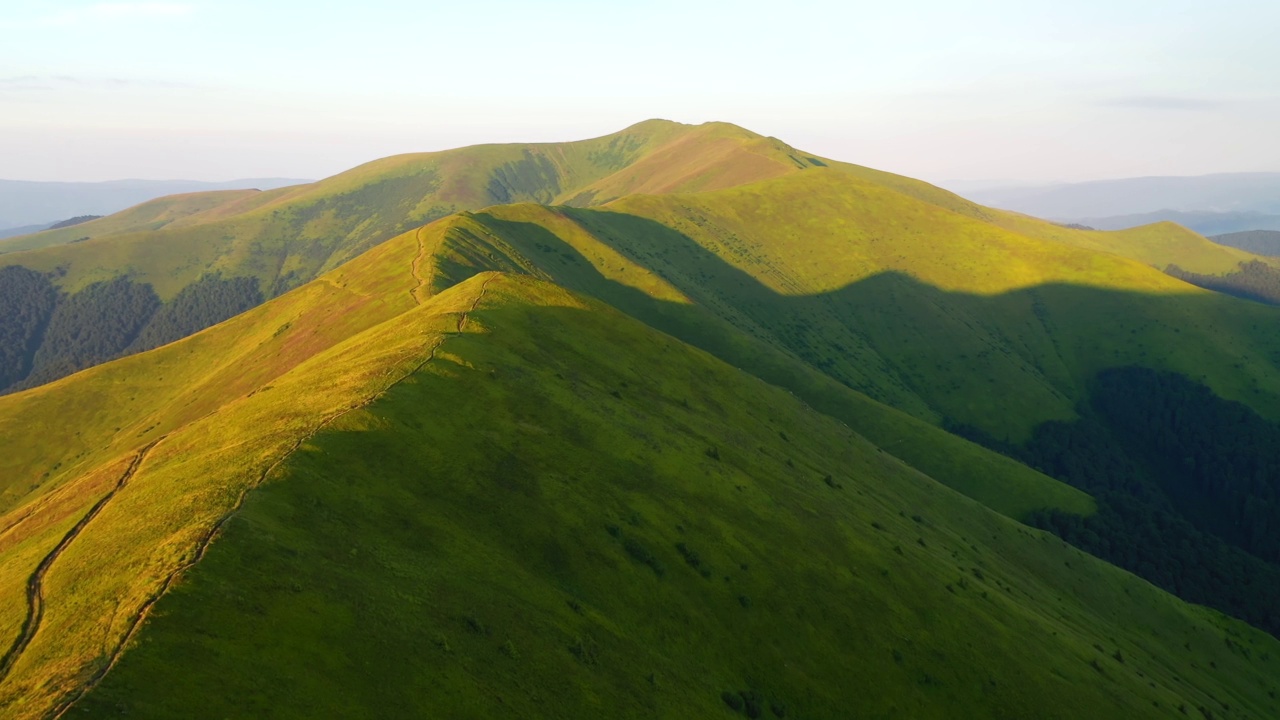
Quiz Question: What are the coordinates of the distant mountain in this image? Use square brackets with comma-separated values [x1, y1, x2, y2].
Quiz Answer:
[0, 177, 309, 230]
[1212, 229, 1280, 256]
[958, 172, 1280, 220]
[1070, 209, 1280, 235]
[0, 223, 49, 240]
[47, 215, 103, 230]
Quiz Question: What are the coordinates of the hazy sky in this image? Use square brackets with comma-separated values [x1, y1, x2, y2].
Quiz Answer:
[2, 0, 1278, 184]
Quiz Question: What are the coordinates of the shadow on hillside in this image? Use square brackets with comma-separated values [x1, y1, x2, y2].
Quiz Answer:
[466, 208, 1280, 444]
[462, 207, 1280, 640]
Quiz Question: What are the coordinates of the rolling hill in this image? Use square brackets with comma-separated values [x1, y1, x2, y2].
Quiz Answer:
[3, 121, 1280, 717]
[0, 178, 307, 236]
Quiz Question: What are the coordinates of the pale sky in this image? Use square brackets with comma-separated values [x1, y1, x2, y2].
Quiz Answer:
[2, 0, 1278, 184]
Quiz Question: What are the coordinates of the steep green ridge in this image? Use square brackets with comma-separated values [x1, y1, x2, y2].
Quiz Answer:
[75, 276, 1280, 719]
[423, 207, 1092, 520]
[406, 171, 1280, 443]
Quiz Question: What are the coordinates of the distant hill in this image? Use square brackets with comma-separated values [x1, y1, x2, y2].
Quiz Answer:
[956, 172, 1280, 220]
[0, 177, 308, 231]
[1069, 210, 1280, 235]
[1213, 229, 1280, 256]
[0, 224, 49, 240]
[46, 215, 102, 230]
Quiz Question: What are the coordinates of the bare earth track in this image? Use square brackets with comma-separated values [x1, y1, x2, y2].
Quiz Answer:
[0, 441, 162, 684]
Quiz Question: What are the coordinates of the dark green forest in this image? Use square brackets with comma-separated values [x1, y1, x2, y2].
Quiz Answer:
[21, 277, 163, 389]
[1167, 260, 1280, 306]
[957, 367, 1280, 636]
[0, 268, 264, 394]
[128, 274, 263, 353]
[0, 266, 58, 390]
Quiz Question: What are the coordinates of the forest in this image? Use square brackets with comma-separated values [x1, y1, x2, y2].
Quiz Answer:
[957, 366, 1280, 636]
[1167, 260, 1280, 306]
[0, 267, 264, 394]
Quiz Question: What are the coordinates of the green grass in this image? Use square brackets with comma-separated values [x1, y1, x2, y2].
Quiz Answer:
[73, 276, 1280, 719]
[414, 170, 1280, 443]
[0, 120, 812, 300]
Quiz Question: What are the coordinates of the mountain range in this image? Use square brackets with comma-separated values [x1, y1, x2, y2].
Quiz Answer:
[1, 120, 1279, 718]
[956, 173, 1280, 235]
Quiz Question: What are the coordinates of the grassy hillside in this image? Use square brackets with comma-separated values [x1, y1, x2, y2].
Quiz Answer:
[401, 171, 1280, 443]
[0, 120, 835, 395]
[0, 200, 1097, 717]
[0, 189, 273, 255]
[66, 275, 1280, 719]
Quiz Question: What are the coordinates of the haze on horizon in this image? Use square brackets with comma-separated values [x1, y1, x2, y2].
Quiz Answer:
[2, 0, 1277, 185]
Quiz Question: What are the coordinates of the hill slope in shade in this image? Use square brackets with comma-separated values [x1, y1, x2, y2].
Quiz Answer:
[35, 275, 1280, 720]
[1213, 230, 1280, 256]
[412, 171, 1280, 444]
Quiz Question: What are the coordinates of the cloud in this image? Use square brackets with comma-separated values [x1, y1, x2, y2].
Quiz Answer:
[1098, 95, 1226, 111]
[2, 3, 194, 28]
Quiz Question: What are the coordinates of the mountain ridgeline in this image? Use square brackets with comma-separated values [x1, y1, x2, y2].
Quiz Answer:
[2, 121, 1280, 718]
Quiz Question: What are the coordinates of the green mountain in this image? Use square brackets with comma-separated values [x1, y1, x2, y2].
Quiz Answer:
[3, 122, 1280, 718]
[0, 121, 831, 394]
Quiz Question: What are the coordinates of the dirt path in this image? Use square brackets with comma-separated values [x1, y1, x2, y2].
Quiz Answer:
[410, 226, 430, 305]
[0, 440, 161, 685]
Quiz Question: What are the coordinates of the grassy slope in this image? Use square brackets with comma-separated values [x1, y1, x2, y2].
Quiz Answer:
[73, 275, 1280, 719]
[0, 120, 810, 300]
[426, 207, 1093, 520]
[819, 159, 1280, 277]
[0, 198, 1088, 716]
[0, 189, 272, 255]
[423, 170, 1280, 443]
[0, 266, 482, 716]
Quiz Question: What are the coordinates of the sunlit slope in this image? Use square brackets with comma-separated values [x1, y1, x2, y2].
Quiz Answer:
[822, 159, 1280, 277]
[0, 120, 812, 299]
[990, 212, 1278, 275]
[421, 170, 1280, 442]
[0, 267, 489, 717]
[0, 189, 277, 255]
[74, 275, 1280, 720]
